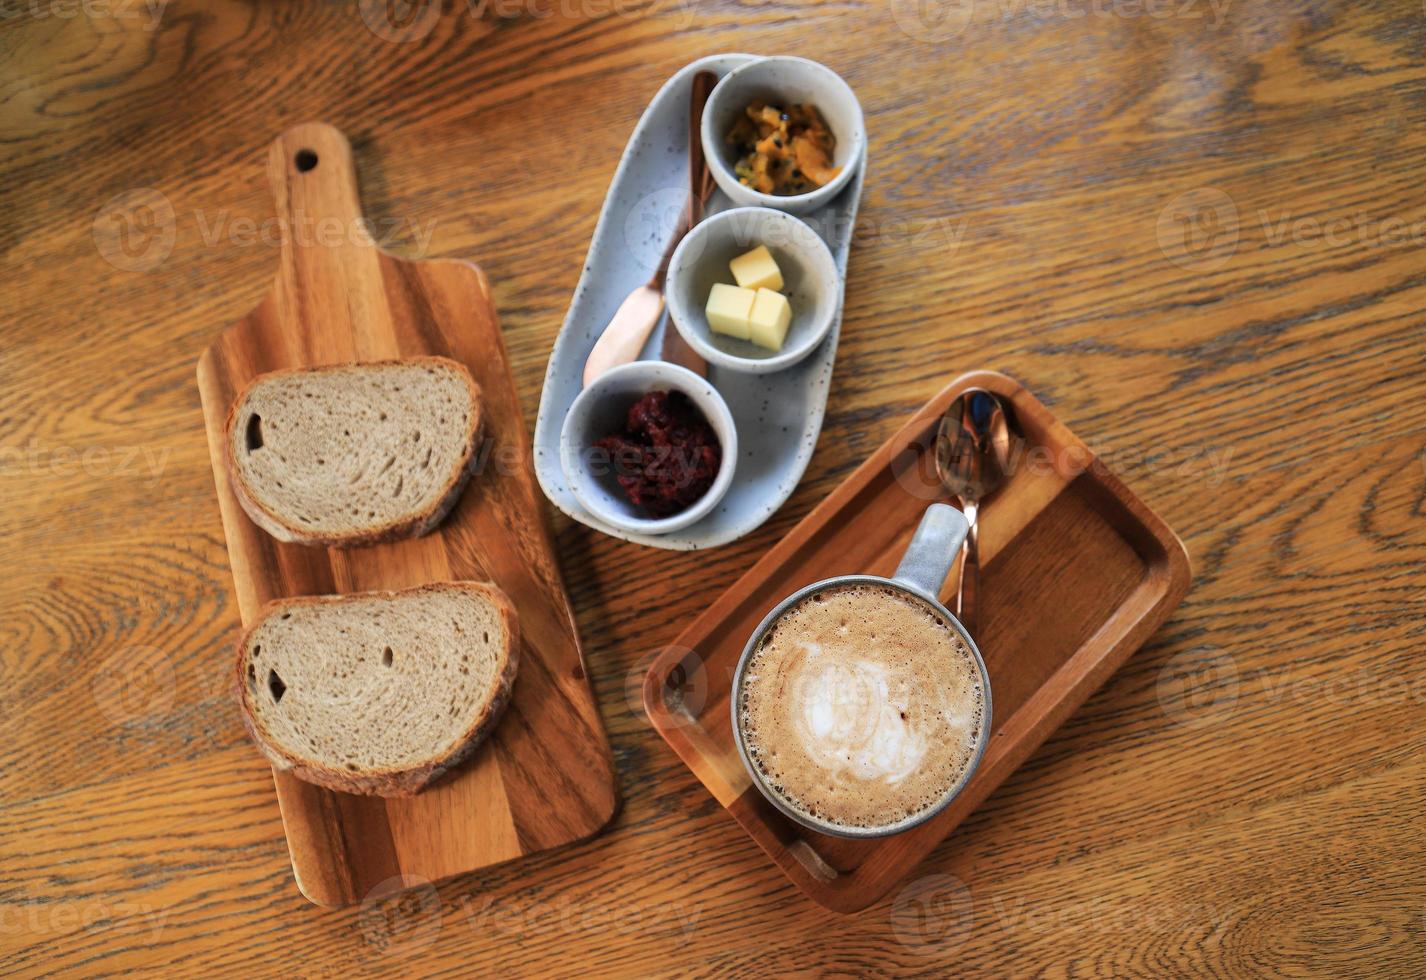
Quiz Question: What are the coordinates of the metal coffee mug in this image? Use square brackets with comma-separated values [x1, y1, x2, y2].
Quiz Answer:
[730, 503, 993, 840]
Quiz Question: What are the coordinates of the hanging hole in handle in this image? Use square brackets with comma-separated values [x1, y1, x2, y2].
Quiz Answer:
[295, 149, 318, 172]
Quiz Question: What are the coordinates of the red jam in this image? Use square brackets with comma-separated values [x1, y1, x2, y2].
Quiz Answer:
[595, 390, 722, 518]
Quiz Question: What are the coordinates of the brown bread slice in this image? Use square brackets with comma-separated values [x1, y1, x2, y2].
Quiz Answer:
[225, 357, 483, 547]
[235, 582, 519, 796]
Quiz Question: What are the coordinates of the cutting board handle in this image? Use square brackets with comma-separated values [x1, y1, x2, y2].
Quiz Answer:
[264, 122, 393, 351]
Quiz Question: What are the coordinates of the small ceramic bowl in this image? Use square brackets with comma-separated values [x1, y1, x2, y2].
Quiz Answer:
[701, 56, 865, 216]
[559, 361, 738, 536]
[666, 206, 841, 375]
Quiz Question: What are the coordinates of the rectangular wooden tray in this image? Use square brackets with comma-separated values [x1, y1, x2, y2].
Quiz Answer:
[642, 370, 1191, 912]
[197, 123, 617, 907]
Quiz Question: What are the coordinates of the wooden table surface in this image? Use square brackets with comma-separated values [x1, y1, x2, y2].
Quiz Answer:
[3, 1, 1424, 976]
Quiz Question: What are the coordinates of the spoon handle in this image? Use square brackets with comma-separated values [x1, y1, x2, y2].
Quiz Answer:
[956, 498, 979, 635]
[581, 286, 665, 387]
[659, 70, 719, 376]
[651, 70, 719, 292]
[585, 72, 719, 387]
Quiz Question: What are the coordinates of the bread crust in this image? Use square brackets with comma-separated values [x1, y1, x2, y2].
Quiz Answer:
[223, 356, 484, 548]
[234, 581, 520, 797]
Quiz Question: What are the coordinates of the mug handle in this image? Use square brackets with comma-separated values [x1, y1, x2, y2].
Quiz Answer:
[893, 503, 969, 602]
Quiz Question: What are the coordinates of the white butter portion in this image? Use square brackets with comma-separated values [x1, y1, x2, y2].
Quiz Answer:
[705, 283, 755, 340]
[729, 244, 784, 292]
[748, 288, 793, 351]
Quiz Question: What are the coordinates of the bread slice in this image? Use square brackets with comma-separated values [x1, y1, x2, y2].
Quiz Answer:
[225, 357, 483, 547]
[234, 582, 519, 796]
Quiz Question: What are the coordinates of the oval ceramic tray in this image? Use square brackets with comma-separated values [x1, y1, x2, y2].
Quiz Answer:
[532, 53, 865, 551]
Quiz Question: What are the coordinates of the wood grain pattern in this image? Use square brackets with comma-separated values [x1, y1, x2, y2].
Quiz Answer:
[645, 370, 1191, 912]
[196, 122, 617, 907]
[3, 1, 1425, 975]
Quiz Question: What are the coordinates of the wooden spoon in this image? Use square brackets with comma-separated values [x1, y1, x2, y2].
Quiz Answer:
[659, 75, 719, 377]
[582, 70, 718, 386]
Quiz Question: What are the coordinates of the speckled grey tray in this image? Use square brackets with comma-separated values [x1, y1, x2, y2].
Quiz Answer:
[532, 53, 864, 550]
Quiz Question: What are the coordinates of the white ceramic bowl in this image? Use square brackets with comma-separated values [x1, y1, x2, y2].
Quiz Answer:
[559, 362, 738, 536]
[701, 56, 865, 216]
[667, 207, 840, 374]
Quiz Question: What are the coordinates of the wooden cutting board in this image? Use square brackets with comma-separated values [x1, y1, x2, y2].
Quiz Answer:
[196, 123, 618, 908]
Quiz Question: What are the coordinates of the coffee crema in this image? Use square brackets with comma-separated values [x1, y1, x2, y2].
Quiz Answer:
[738, 583, 985, 830]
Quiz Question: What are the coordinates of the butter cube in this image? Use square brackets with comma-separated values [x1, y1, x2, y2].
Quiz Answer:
[729, 245, 784, 292]
[748, 288, 793, 351]
[705, 283, 756, 340]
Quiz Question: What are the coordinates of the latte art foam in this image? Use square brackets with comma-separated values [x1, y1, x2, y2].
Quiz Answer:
[793, 652, 928, 784]
[739, 584, 985, 830]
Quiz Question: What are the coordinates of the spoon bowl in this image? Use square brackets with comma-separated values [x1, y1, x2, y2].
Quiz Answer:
[935, 387, 1011, 634]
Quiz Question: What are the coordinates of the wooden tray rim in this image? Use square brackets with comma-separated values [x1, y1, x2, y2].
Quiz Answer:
[642, 369, 1192, 912]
